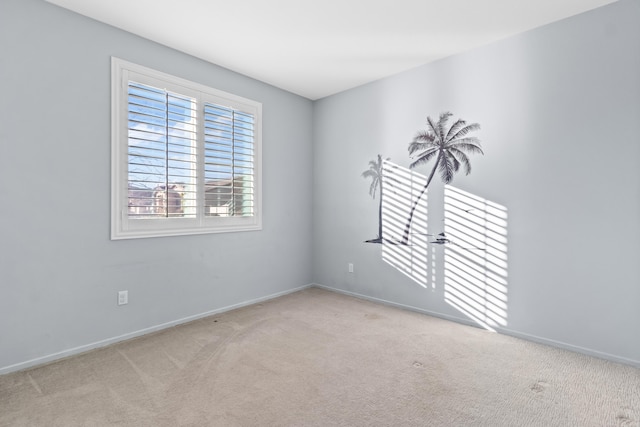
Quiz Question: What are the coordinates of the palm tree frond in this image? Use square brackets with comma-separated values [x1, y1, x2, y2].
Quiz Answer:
[447, 139, 484, 155]
[413, 130, 436, 142]
[444, 119, 467, 142]
[413, 132, 435, 146]
[361, 170, 379, 197]
[408, 142, 429, 155]
[426, 116, 443, 142]
[437, 112, 453, 142]
[438, 155, 455, 183]
[370, 179, 378, 198]
[409, 131, 437, 153]
[449, 148, 472, 175]
[409, 143, 438, 159]
[450, 152, 461, 173]
[448, 123, 481, 141]
[409, 149, 439, 169]
[361, 169, 375, 179]
[409, 147, 439, 168]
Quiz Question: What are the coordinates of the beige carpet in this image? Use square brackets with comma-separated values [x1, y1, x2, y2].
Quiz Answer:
[1, 287, 639, 426]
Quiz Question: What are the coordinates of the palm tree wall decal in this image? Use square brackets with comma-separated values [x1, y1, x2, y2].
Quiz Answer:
[401, 112, 483, 243]
[362, 154, 389, 243]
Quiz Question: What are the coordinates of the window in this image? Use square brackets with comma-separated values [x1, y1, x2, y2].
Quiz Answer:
[111, 57, 262, 239]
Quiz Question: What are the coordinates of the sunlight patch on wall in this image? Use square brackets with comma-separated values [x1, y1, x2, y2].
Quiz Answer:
[381, 160, 428, 288]
[443, 186, 508, 330]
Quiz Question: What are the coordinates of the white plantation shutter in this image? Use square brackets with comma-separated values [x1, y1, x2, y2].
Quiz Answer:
[204, 104, 255, 217]
[111, 57, 262, 239]
[127, 82, 197, 219]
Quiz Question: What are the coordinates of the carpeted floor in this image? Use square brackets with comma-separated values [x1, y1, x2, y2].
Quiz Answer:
[1, 287, 639, 426]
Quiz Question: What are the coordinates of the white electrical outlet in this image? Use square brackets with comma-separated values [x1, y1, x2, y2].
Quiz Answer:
[118, 290, 128, 305]
[348, 263, 354, 273]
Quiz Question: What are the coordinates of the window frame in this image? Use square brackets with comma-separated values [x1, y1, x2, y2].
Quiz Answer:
[111, 57, 262, 240]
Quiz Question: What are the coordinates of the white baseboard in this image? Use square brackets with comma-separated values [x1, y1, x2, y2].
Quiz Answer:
[0, 284, 313, 375]
[313, 283, 640, 368]
[498, 327, 640, 368]
[312, 283, 480, 328]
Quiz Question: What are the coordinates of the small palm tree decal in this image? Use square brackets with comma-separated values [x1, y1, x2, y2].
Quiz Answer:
[362, 154, 389, 243]
[401, 112, 483, 243]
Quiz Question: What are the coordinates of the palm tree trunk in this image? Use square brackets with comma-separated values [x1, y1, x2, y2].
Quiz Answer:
[401, 152, 441, 243]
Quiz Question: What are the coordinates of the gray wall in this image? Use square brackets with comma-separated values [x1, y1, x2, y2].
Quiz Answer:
[0, 0, 313, 372]
[313, 0, 640, 365]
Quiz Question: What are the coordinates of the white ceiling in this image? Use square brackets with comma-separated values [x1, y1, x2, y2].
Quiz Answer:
[45, 0, 617, 100]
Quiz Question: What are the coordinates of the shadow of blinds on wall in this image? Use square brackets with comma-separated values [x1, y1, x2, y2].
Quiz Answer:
[381, 160, 428, 288]
[443, 185, 508, 330]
